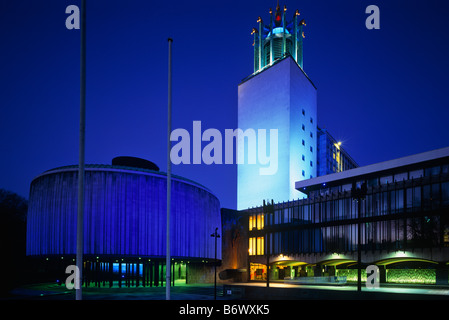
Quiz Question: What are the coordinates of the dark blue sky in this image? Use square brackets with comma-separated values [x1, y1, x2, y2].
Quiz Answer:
[1, 0, 449, 210]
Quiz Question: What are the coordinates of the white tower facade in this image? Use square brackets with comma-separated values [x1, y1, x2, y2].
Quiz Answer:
[237, 55, 317, 210]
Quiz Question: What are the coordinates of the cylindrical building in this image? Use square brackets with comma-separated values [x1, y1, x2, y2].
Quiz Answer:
[26, 157, 221, 286]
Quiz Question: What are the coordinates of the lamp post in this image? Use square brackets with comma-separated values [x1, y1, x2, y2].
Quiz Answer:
[76, 0, 86, 301]
[166, 37, 173, 301]
[351, 182, 367, 293]
[211, 227, 220, 300]
[263, 199, 274, 288]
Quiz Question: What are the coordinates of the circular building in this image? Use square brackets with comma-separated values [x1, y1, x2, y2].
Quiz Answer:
[26, 157, 221, 286]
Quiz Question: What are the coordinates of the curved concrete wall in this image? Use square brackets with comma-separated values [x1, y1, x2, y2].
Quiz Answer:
[26, 166, 221, 260]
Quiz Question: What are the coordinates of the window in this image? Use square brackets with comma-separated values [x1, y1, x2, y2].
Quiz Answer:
[310, 160, 313, 167]
[409, 169, 423, 179]
[310, 146, 313, 153]
[380, 175, 393, 185]
[249, 237, 255, 255]
[394, 172, 407, 182]
[302, 170, 305, 177]
[302, 139, 305, 146]
[442, 165, 449, 174]
[249, 214, 264, 230]
[257, 237, 264, 255]
[257, 214, 264, 230]
[310, 117, 313, 124]
[310, 132, 313, 138]
[442, 182, 449, 206]
[302, 155, 305, 161]
[302, 109, 305, 115]
[302, 124, 305, 131]
[249, 215, 255, 230]
[249, 237, 265, 255]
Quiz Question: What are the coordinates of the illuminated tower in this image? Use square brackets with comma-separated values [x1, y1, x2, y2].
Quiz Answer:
[252, 2, 306, 73]
[238, 3, 316, 210]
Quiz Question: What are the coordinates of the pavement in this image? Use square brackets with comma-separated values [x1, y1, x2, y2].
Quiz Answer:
[3, 282, 229, 300]
[3, 281, 449, 300]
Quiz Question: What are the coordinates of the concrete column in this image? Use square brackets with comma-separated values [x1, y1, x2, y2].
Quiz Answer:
[313, 265, 322, 277]
[436, 263, 448, 285]
[379, 265, 387, 283]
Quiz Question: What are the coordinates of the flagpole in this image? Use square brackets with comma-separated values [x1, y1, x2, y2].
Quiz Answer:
[76, 0, 86, 301]
[166, 37, 173, 301]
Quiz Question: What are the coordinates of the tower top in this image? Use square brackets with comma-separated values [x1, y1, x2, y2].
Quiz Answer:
[252, 3, 306, 73]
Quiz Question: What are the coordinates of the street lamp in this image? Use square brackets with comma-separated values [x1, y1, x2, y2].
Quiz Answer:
[211, 227, 220, 300]
[351, 181, 367, 292]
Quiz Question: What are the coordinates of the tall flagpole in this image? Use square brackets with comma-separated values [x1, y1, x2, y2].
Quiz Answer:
[76, 0, 86, 301]
[166, 37, 173, 301]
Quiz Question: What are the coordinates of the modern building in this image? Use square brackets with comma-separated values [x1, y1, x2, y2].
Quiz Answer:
[237, 4, 317, 210]
[317, 127, 358, 176]
[237, 4, 357, 211]
[26, 157, 221, 287]
[221, 147, 449, 285]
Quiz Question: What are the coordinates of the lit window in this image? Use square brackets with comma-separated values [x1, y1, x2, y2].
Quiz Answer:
[257, 237, 264, 255]
[249, 237, 256, 256]
[249, 237, 264, 255]
[250, 214, 264, 231]
[249, 215, 255, 230]
[257, 214, 264, 230]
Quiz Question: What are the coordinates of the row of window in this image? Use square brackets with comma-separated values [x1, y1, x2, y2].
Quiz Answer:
[301, 139, 314, 153]
[301, 124, 314, 138]
[301, 109, 314, 125]
[313, 164, 449, 198]
[263, 181, 449, 225]
[301, 170, 313, 178]
[263, 217, 449, 255]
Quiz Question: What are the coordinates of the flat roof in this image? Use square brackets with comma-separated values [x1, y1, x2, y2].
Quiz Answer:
[296, 146, 449, 193]
[36, 164, 217, 197]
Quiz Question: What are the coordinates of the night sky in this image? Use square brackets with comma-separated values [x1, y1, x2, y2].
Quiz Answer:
[1, 0, 449, 210]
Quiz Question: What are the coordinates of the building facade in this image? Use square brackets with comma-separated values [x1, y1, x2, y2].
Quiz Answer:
[237, 3, 317, 211]
[26, 157, 222, 286]
[238, 55, 317, 210]
[317, 127, 358, 176]
[222, 147, 449, 285]
[237, 4, 357, 210]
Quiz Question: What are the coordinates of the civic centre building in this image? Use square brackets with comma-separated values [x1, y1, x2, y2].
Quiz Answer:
[222, 147, 449, 285]
[25, 3, 449, 289]
[221, 3, 449, 286]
